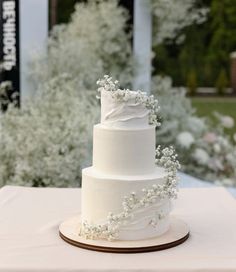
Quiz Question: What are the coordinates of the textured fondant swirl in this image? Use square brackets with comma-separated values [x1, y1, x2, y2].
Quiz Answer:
[119, 201, 171, 240]
[101, 90, 149, 128]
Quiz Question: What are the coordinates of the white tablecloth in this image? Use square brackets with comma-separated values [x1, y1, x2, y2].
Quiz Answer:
[178, 172, 236, 198]
[1, 185, 236, 272]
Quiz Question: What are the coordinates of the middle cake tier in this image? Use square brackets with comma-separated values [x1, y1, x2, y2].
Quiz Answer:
[93, 124, 156, 175]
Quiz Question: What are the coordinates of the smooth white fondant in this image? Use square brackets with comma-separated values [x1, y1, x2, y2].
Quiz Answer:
[93, 124, 156, 175]
[81, 166, 170, 240]
[101, 90, 149, 128]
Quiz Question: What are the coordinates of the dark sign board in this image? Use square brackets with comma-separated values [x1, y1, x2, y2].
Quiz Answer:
[0, 0, 20, 107]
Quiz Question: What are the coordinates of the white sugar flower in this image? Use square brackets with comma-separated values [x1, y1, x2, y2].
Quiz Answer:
[177, 131, 194, 149]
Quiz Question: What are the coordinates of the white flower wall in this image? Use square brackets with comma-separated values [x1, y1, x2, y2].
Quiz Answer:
[0, 75, 98, 187]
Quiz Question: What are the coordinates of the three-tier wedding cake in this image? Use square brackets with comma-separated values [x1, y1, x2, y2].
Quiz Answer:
[80, 76, 180, 241]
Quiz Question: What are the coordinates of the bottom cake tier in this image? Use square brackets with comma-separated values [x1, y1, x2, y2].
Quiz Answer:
[81, 167, 171, 241]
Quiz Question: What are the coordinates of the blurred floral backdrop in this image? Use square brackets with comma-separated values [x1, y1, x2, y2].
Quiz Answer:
[0, 0, 236, 187]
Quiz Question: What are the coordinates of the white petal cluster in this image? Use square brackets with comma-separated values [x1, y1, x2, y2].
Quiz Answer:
[79, 146, 180, 241]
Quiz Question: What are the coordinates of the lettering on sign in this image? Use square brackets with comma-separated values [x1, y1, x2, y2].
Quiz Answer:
[2, 0, 16, 71]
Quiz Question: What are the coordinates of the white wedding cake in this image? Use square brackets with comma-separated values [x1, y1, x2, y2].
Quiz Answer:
[80, 76, 180, 241]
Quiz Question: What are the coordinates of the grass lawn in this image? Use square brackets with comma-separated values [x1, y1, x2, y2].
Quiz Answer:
[191, 97, 236, 138]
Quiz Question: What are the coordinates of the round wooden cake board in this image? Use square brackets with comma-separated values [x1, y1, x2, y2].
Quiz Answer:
[59, 215, 190, 253]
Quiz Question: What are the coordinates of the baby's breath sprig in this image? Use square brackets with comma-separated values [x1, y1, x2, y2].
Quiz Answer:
[96, 75, 119, 99]
[135, 91, 161, 127]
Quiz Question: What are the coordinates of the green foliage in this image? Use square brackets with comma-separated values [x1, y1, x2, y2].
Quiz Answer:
[56, 0, 78, 24]
[153, 0, 236, 87]
[186, 69, 198, 96]
[208, 0, 236, 68]
[215, 69, 229, 95]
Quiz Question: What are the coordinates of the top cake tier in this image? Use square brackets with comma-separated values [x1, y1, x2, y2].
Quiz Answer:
[100, 90, 150, 129]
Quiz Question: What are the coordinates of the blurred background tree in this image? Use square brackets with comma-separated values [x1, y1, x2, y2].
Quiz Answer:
[153, 0, 236, 87]
[215, 69, 228, 95]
